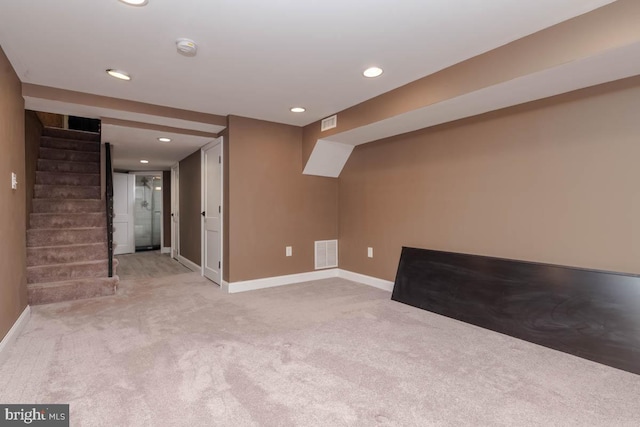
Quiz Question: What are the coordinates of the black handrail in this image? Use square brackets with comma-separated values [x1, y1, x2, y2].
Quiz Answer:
[105, 142, 114, 277]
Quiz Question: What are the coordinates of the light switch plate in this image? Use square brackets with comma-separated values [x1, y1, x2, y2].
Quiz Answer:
[11, 172, 17, 190]
[286, 246, 292, 257]
[367, 247, 373, 258]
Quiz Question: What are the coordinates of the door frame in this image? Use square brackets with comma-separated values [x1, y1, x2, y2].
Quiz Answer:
[130, 171, 165, 252]
[112, 172, 135, 255]
[200, 137, 224, 283]
[171, 163, 180, 260]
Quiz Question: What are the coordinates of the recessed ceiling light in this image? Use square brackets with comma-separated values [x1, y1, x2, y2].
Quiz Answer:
[363, 67, 383, 78]
[118, 0, 148, 6]
[158, 137, 171, 142]
[290, 107, 306, 113]
[140, 160, 149, 164]
[106, 69, 131, 81]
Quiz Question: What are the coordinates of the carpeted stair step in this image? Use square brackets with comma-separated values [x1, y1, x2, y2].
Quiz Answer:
[28, 276, 119, 305]
[37, 159, 99, 174]
[27, 243, 108, 266]
[27, 260, 109, 284]
[30, 212, 105, 229]
[36, 171, 100, 186]
[42, 127, 100, 141]
[40, 136, 100, 153]
[33, 199, 103, 213]
[39, 147, 100, 163]
[27, 227, 106, 247]
[39, 135, 100, 152]
[26, 127, 113, 306]
[34, 184, 101, 199]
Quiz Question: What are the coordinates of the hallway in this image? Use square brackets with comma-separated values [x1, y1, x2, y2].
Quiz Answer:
[116, 251, 191, 279]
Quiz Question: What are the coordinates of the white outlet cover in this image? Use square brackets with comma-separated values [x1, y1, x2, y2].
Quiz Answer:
[286, 246, 292, 257]
[367, 247, 373, 258]
[11, 172, 17, 190]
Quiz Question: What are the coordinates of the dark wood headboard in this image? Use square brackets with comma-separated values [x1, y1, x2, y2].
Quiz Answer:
[391, 247, 640, 375]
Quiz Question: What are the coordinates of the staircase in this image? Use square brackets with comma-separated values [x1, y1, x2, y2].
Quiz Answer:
[27, 127, 118, 305]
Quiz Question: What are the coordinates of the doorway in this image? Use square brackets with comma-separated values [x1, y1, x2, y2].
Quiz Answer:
[135, 174, 163, 252]
[113, 172, 135, 255]
[201, 138, 223, 284]
[171, 164, 180, 260]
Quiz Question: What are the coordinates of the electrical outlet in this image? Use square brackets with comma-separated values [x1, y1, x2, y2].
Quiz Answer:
[367, 247, 373, 258]
[286, 246, 292, 257]
[11, 172, 17, 190]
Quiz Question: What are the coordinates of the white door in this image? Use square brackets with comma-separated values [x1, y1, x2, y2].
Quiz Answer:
[202, 138, 222, 284]
[113, 173, 135, 255]
[171, 164, 180, 260]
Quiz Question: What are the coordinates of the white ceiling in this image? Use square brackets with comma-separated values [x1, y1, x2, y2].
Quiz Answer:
[103, 124, 216, 171]
[0, 0, 617, 169]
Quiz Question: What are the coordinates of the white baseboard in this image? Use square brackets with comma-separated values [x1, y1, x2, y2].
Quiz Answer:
[0, 305, 31, 366]
[220, 280, 230, 292]
[161, 247, 171, 254]
[223, 268, 394, 294]
[338, 269, 394, 292]
[226, 269, 339, 293]
[177, 255, 201, 273]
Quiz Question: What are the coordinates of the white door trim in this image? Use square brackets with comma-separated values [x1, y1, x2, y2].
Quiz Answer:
[201, 137, 224, 284]
[113, 172, 135, 255]
[171, 163, 180, 260]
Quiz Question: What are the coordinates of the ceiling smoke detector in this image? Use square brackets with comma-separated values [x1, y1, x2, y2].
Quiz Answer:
[176, 38, 197, 57]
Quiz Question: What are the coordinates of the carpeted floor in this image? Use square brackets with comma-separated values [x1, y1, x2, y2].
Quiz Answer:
[115, 250, 193, 279]
[1, 253, 639, 426]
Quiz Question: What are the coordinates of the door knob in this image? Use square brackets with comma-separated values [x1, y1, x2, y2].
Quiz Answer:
[201, 211, 205, 217]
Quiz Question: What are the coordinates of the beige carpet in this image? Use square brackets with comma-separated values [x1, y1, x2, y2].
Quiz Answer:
[115, 250, 192, 279]
[1, 253, 639, 426]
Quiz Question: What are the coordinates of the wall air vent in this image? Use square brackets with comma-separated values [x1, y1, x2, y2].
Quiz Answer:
[321, 115, 337, 132]
[315, 240, 338, 270]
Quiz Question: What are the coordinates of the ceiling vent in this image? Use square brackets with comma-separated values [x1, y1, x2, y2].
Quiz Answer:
[315, 240, 338, 270]
[321, 115, 337, 132]
[176, 38, 198, 57]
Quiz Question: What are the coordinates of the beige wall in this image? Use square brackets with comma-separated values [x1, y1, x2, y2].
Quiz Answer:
[339, 76, 640, 281]
[178, 150, 201, 265]
[35, 112, 63, 128]
[0, 45, 28, 340]
[227, 116, 338, 282]
[24, 110, 42, 226]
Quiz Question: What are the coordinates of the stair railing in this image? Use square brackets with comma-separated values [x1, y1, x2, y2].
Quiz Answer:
[105, 142, 114, 277]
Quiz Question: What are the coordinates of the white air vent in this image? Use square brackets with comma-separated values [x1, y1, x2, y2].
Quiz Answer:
[321, 115, 337, 132]
[315, 240, 338, 270]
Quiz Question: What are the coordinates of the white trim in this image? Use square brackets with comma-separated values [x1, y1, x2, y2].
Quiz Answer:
[220, 138, 224, 285]
[338, 269, 394, 292]
[161, 247, 171, 254]
[223, 268, 394, 293]
[201, 137, 224, 283]
[220, 280, 230, 293]
[177, 255, 201, 273]
[170, 163, 180, 260]
[226, 269, 339, 293]
[200, 146, 204, 276]
[0, 305, 31, 366]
